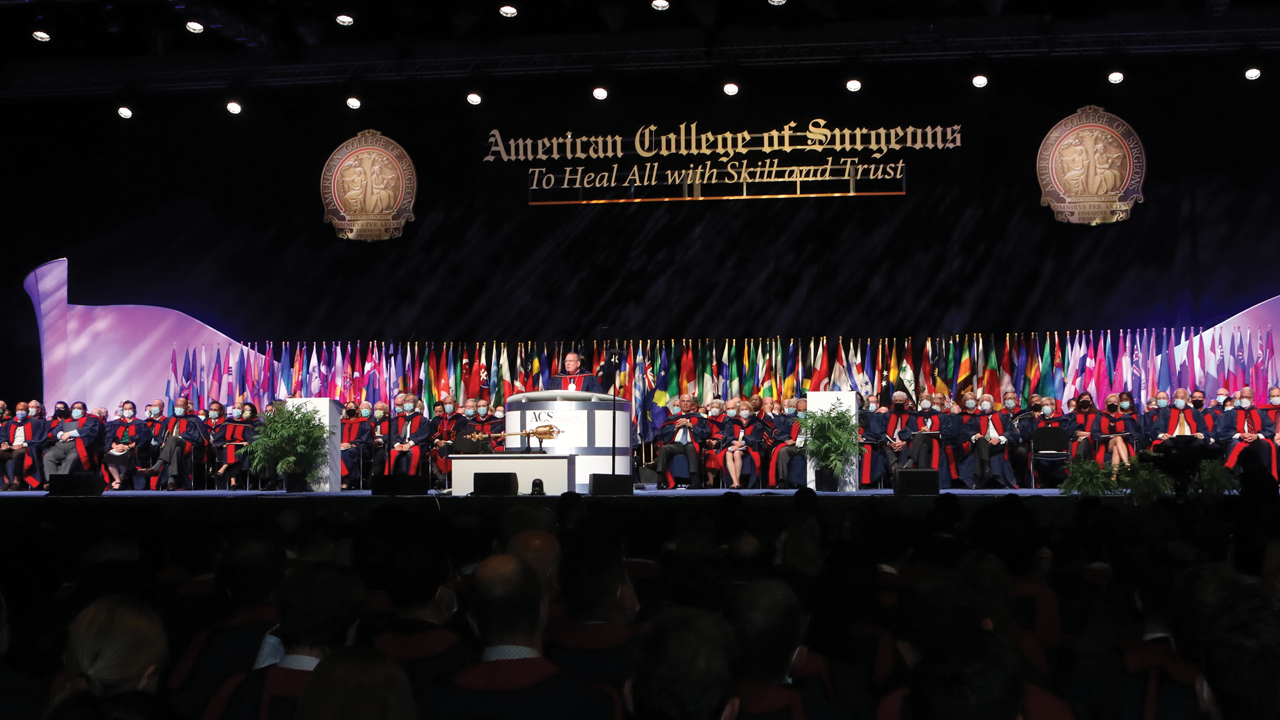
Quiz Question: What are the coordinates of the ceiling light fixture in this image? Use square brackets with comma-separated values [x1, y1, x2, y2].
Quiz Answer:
[723, 82, 739, 96]
[499, 5, 518, 17]
[1246, 68, 1261, 80]
[652, 0, 670, 9]
[346, 97, 361, 109]
[117, 107, 133, 119]
[1108, 71, 1124, 84]
[592, 87, 608, 100]
[971, 75, 988, 88]
[467, 93, 482, 105]
[32, 30, 51, 42]
[185, 21, 204, 33]
[846, 79, 862, 92]
[769, 0, 787, 4]
[226, 101, 242, 114]
[335, 14, 354, 26]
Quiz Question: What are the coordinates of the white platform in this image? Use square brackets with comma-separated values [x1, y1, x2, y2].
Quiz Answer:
[284, 398, 342, 492]
[452, 454, 574, 496]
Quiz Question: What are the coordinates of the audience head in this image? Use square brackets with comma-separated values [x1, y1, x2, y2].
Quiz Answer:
[12, 401, 28, 420]
[477, 399, 490, 416]
[218, 536, 286, 608]
[469, 555, 546, 649]
[358, 401, 372, 418]
[892, 391, 908, 410]
[1199, 587, 1280, 720]
[506, 530, 561, 602]
[64, 596, 167, 695]
[432, 402, 444, 417]
[296, 646, 416, 720]
[629, 609, 739, 720]
[276, 563, 365, 656]
[1239, 387, 1255, 408]
[561, 541, 637, 624]
[906, 628, 1023, 720]
[1215, 387, 1230, 406]
[729, 578, 807, 682]
[242, 402, 258, 420]
[1104, 393, 1120, 413]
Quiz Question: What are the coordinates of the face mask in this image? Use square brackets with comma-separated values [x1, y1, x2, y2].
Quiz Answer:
[980, 401, 992, 412]
[466, 408, 479, 417]
[479, 407, 489, 416]
[1041, 405, 1053, 417]
[893, 402, 905, 412]
[374, 410, 385, 419]
[232, 409, 243, 419]
[920, 400, 932, 410]
[1191, 399, 1204, 409]
[1173, 398, 1187, 410]
[1078, 400, 1092, 411]
[1156, 398, 1169, 408]
[495, 410, 505, 419]
[403, 403, 416, 414]
[1217, 395, 1228, 404]
[1106, 403, 1119, 413]
[444, 404, 455, 414]
[725, 409, 737, 418]
[208, 411, 219, 419]
[198, 415, 208, 422]
[123, 409, 135, 418]
[146, 407, 157, 417]
[56, 408, 69, 418]
[796, 411, 807, 418]
[174, 407, 185, 416]
[71, 408, 83, 419]
[1270, 396, 1280, 406]
[1120, 400, 1132, 410]
[708, 408, 721, 416]
[1004, 399, 1017, 409]
[867, 402, 878, 411]
[964, 399, 976, 409]
[1238, 398, 1252, 409]
[784, 407, 796, 415]
[15, 411, 27, 421]
[361, 407, 371, 417]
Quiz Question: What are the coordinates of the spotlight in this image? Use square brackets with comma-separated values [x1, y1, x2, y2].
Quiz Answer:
[652, 0, 670, 9]
[226, 101, 242, 114]
[32, 30, 51, 42]
[846, 79, 862, 92]
[466, 93, 482, 105]
[768, 0, 786, 4]
[723, 82, 739, 96]
[971, 75, 988, 88]
[499, 5, 517, 17]
[185, 21, 204, 33]
[346, 97, 361, 109]
[1108, 71, 1124, 84]
[1246, 67, 1261, 80]
[117, 107, 133, 119]
[335, 14, 354, 26]
[592, 87, 608, 100]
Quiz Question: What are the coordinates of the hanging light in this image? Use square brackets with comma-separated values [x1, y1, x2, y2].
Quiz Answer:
[32, 30, 51, 42]
[652, 0, 670, 9]
[466, 93, 482, 105]
[1108, 71, 1124, 84]
[971, 75, 988, 88]
[499, 5, 518, 17]
[846, 79, 862, 92]
[185, 21, 204, 33]
[1245, 68, 1261, 80]
[335, 14, 354, 26]
[226, 101, 242, 114]
[346, 97, 361, 109]
[592, 87, 608, 100]
[117, 107, 133, 119]
[723, 82, 739, 96]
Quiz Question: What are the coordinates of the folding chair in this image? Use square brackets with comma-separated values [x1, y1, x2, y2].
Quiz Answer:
[1029, 427, 1070, 490]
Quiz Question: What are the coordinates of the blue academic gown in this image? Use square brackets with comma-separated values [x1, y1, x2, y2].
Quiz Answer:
[859, 411, 888, 487]
[1215, 406, 1276, 476]
[718, 416, 764, 485]
[546, 372, 603, 394]
[909, 410, 958, 488]
[387, 413, 433, 476]
[1146, 407, 1207, 448]
[956, 411, 1020, 488]
[1092, 412, 1140, 463]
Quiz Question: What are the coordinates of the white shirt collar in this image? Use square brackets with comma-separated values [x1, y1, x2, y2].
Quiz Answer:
[277, 654, 322, 671]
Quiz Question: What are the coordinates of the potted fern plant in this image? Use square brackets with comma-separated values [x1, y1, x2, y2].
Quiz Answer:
[797, 400, 864, 492]
[246, 403, 332, 492]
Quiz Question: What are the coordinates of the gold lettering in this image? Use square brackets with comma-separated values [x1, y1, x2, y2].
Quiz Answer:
[805, 119, 831, 151]
[635, 125, 658, 158]
[485, 129, 509, 162]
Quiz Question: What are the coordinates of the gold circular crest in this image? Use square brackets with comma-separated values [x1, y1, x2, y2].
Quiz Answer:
[1036, 106, 1145, 225]
[321, 129, 417, 241]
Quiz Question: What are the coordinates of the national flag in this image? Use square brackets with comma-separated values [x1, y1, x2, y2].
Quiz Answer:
[539, 345, 551, 392]
[760, 344, 776, 399]
[1012, 335, 1028, 402]
[1024, 335, 1041, 399]
[728, 340, 741, 399]
[782, 340, 798, 399]
[983, 336, 1001, 399]
[956, 337, 972, 394]
[1118, 331, 1131, 394]
[678, 342, 695, 397]
[810, 337, 831, 393]
[999, 335, 1015, 396]
[1157, 328, 1172, 393]
[1132, 330, 1146, 404]
[899, 339, 916, 400]
[699, 341, 714, 403]
[800, 338, 811, 396]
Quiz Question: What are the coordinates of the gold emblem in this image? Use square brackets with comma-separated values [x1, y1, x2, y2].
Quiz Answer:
[321, 129, 417, 241]
[1036, 106, 1145, 225]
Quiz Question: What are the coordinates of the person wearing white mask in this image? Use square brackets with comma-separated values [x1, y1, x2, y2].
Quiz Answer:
[701, 399, 728, 486]
[102, 400, 151, 490]
[388, 394, 431, 478]
[719, 399, 763, 489]
[1216, 386, 1277, 478]
[43, 401, 102, 479]
[428, 394, 468, 485]
[957, 392, 1016, 488]
[337, 401, 373, 490]
[904, 392, 955, 487]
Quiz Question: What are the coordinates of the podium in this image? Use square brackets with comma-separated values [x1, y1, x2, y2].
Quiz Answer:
[284, 398, 342, 492]
[504, 391, 632, 493]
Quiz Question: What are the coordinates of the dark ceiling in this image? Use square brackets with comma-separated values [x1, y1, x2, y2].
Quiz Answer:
[1, 0, 1277, 97]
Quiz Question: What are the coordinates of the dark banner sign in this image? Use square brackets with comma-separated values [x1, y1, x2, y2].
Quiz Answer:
[483, 118, 962, 205]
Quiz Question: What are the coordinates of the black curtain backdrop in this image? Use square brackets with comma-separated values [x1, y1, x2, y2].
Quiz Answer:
[2, 54, 1278, 402]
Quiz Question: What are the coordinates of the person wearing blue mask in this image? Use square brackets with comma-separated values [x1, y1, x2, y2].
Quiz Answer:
[1149, 388, 1207, 452]
[464, 399, 505, 455]
[1145, 391, 1168, 430]
[0, 401, 50, 490]
[1030, 398, 1074, 487]
[143, 397, 210, 490]
[388, 394, 432, 479]
[1217, 387, 1276, 478]
[43, 401, 102, 480]
[336, 401, 374, 490]
[769, 399, 807, 489]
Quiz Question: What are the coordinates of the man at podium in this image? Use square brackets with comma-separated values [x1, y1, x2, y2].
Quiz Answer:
[546, 352, 603, 393]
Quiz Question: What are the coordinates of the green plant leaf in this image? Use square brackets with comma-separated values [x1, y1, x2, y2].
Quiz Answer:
[796, 400, 864, 477]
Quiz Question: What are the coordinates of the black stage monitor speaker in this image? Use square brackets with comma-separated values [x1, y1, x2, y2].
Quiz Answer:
[589, 474, 635, 496]
[894, 469, 940, 496]
[48, 472, 105, 497]
[638, 466, 661, 488]
[473, 472, 519, 496]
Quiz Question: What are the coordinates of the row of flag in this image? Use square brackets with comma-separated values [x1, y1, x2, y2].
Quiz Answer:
[162, 327, 1278, 443]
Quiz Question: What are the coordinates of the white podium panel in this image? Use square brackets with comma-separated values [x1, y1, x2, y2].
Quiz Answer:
[452, 454, 574, 496]
[803, 391, 861, 492]
[505, 391, 633, 493]
[284, 398, 342, 492]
